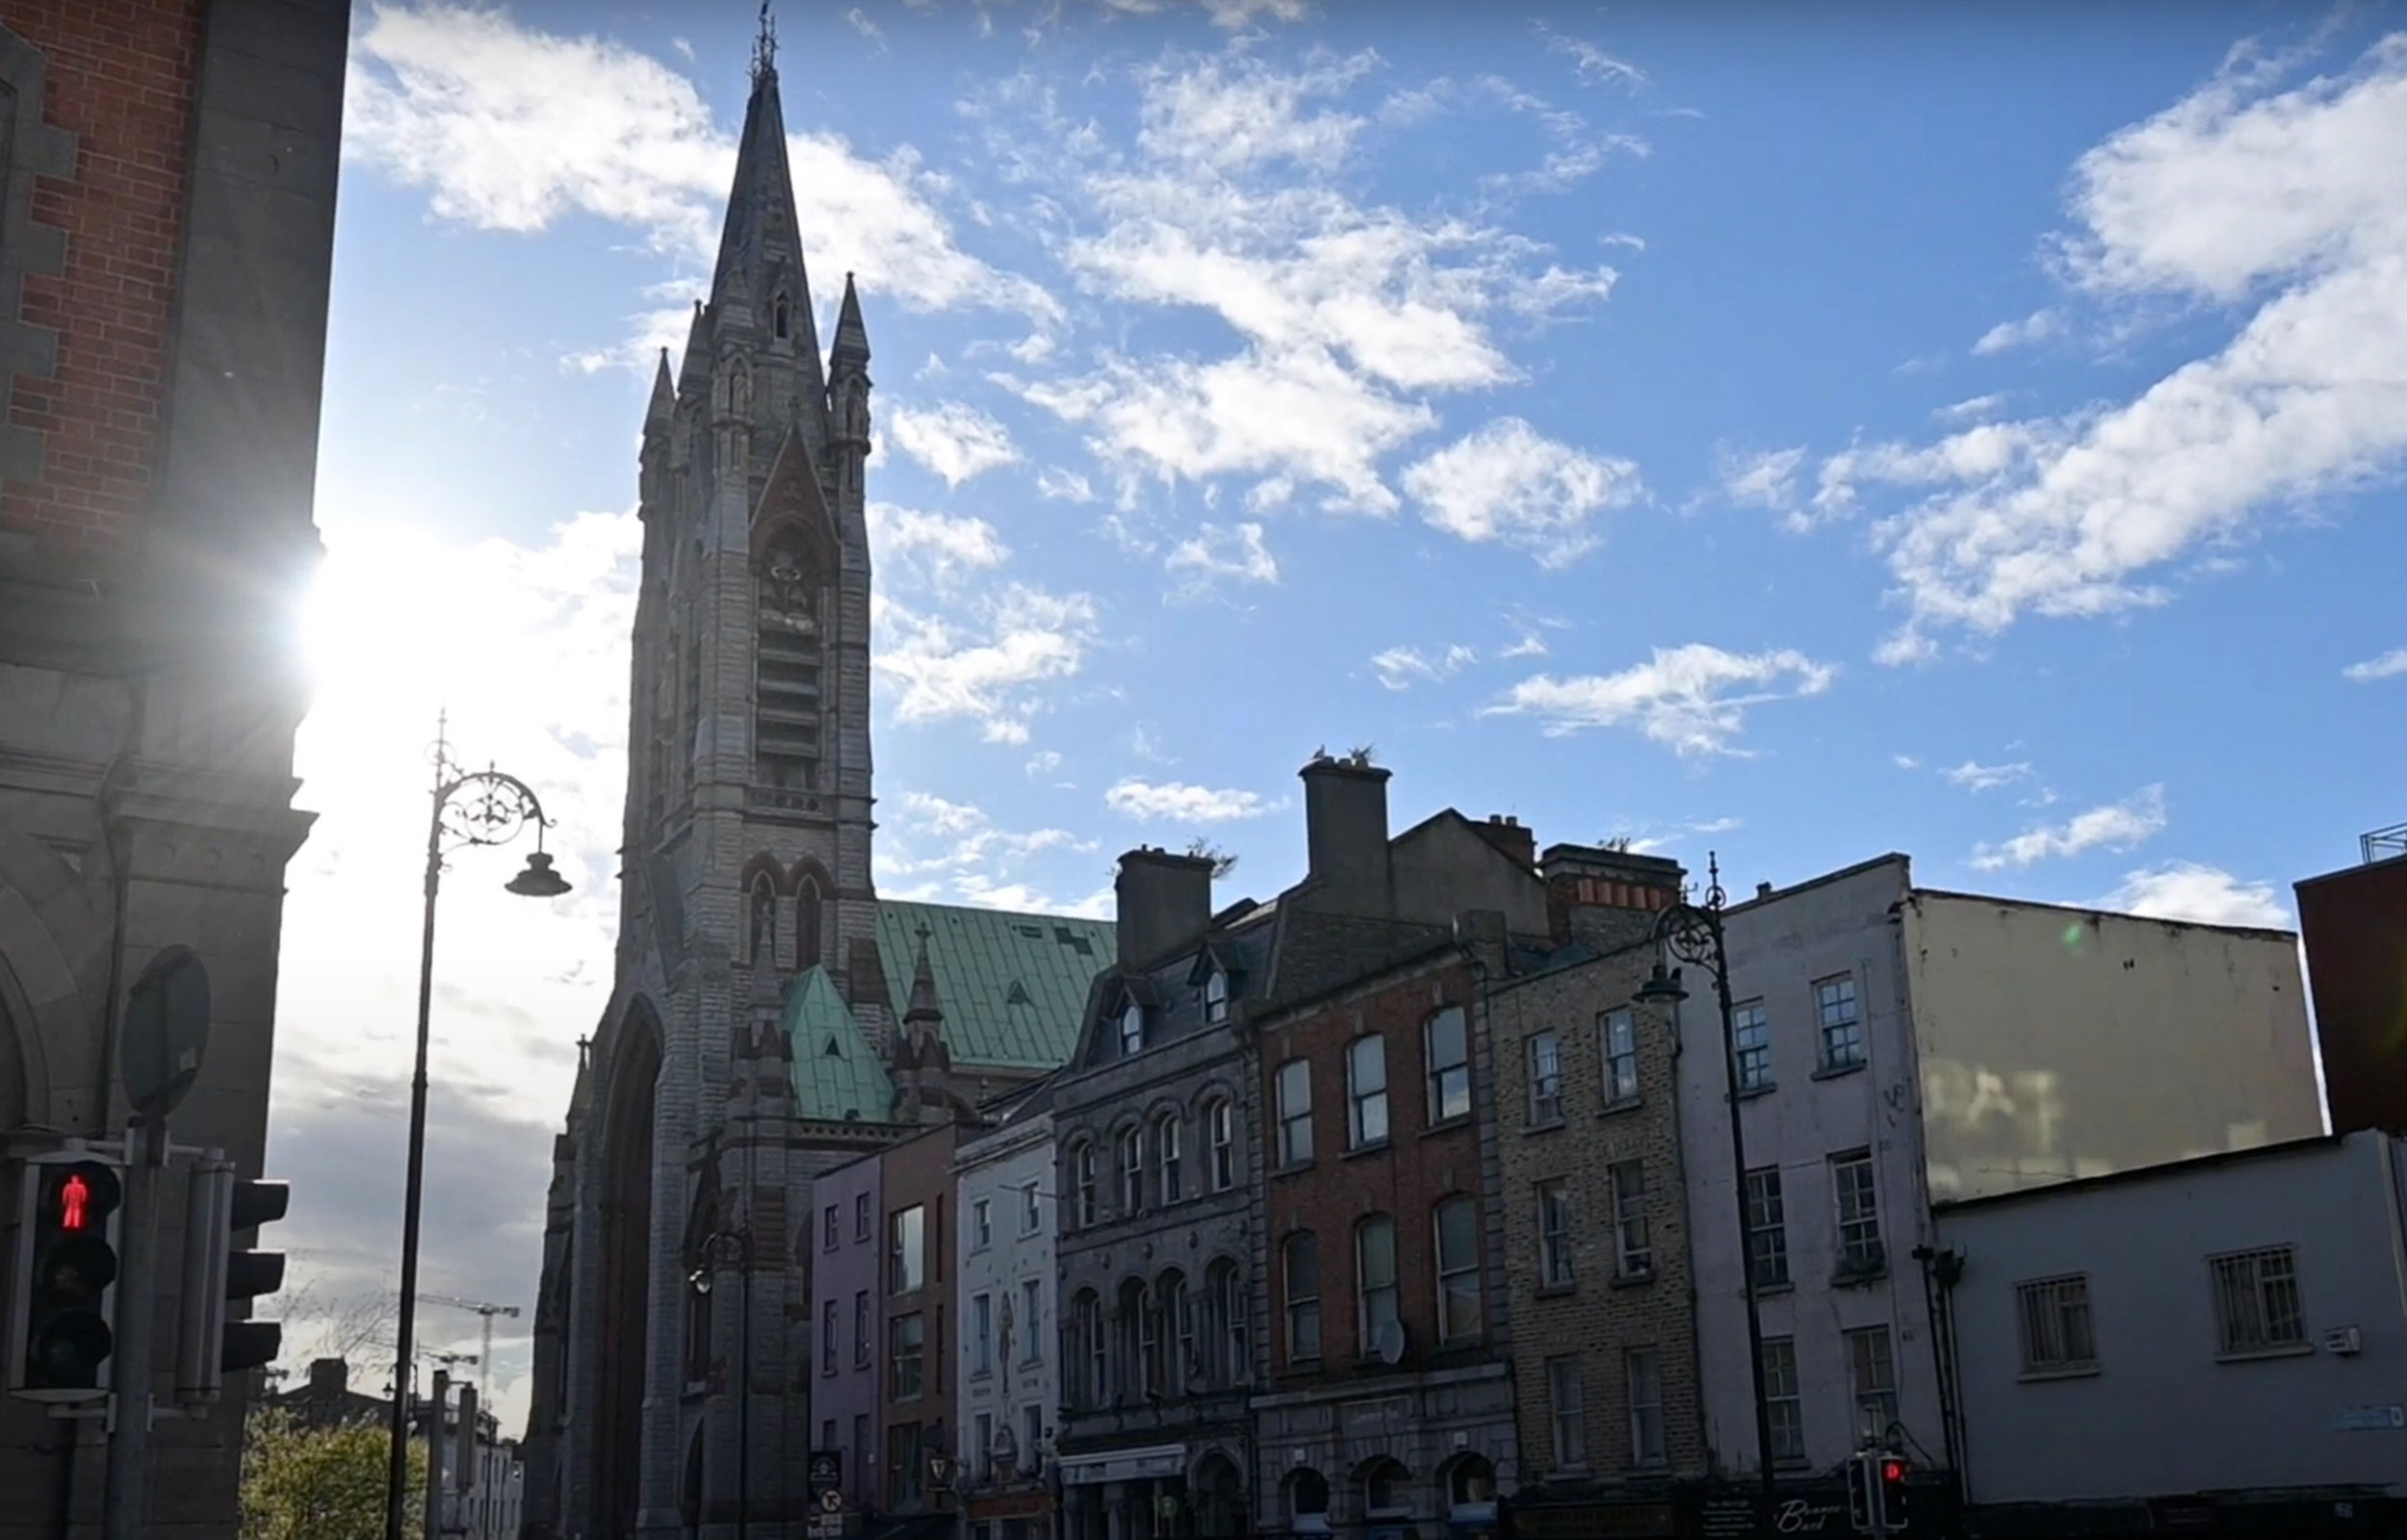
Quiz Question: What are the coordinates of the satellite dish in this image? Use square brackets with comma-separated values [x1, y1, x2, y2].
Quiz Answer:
[1375, 1318, 1407, 1366]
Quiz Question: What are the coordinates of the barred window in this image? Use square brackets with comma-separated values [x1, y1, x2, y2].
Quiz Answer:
[2016, 1273, 2097, 1373]
[2210, 1246, 2305, 1355]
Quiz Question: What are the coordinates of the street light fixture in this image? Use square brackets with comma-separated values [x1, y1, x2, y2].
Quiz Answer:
[692, 1227, 755, 1540]
[1631, 853, 1779, 1529]
[383, 716, 569, 1540]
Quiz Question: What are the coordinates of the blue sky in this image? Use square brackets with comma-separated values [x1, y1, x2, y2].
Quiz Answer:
[272, 0, 2407, 1419]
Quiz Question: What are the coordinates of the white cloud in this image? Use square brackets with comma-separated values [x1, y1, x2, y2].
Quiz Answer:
[867, 502, 1009, 585]
[1941, 759, 2033, 791]
[1718, 445, 1810, 527]
[2342, 646, 2407, 680]
[1165, 521, 1280, 587]
[1971, 784, 2167, 870]
[1105, 778, 1274, 822]
[347, 3, 1054, 330]
[1969, 308, 2061, 355]
[2095, 860, 2291, 929]
[1037, 468, 1097, 502]
[1488, 643, 1837, 756]
[875, 791, 1096, 910]
[1832, 38, 2407, 660]
[876, 582, 1100, 743]
[887, 400, 1022, 486]
[1894, 754, 1923, 770]
[1536, 22, 1649, 89]
[1933, 392, 2010, 424]
[1370, 643, 1477, 691]
[1402, 418, 1642, 566]
[845, 7, 888, 49]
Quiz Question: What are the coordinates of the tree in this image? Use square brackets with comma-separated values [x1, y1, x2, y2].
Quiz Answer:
[242, 1404, 422, 1540]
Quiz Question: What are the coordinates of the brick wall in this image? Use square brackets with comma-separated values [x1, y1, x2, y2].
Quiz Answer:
[1488, 948, 1706, 1483]
[0, 0, 205, 563]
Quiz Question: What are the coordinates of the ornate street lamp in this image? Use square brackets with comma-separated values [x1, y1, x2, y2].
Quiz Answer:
[692, 1227, 755, 1540]
[384, 717, 569, 1540]
[1632, 854, 1779, 1528]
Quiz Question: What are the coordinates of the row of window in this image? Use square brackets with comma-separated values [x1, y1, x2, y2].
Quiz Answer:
[1535, 1164, 1653, 1288]
[820, 1191, 874, 1251]
[1064, 1097, 1239, 1228]
[1522, 1010, 1643, 1123]
[1278, 1197, 1486, 1366]
[1745, 1151, 1886, 1287]
[1273, 1006, 1474, 1168]
[2011, 1244, 2308, 1374]
[966, 1279, 1048, 1375]
[1066, 1260, 1251, 1407]
[969, 1185, 1045, 1250]
[1734, 972, 1865, 1091]
[1112, 968, 1232, 1060]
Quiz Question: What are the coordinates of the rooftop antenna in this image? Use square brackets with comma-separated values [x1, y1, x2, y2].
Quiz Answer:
[751, 0, 777, 87]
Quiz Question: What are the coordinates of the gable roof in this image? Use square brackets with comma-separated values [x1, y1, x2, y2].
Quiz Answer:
[874, 900, 1116, 1070]
[784, 963, 893, 1123]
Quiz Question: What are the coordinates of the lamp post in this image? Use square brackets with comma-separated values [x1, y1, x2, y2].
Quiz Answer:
[384, 718, 571, 1540]
[1632, 853, 1779, 1530]
[692, 1228, 755, 1540]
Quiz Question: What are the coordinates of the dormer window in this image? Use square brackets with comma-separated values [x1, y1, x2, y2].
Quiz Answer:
[1204, 967, 1229, 1026]
[1118, 999, 1145, 1058]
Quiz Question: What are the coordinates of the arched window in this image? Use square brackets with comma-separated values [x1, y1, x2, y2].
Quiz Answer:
[795, 875, 823, 970]
[1282, 1232, 1321, 1365]
[1195, 1453, 1245, 1538]
[1435, 1194, 1483, 1343]
[773, 292, 790, 341]
[747, 874, 777, 965]
[1116, 1126, 1143, 1216]
[1443, 1453, 1497, 1518]
[1118, 998, 1145, 1058]
[1070, 1290, 1103, 1408]
[1205, 1096, 1235, 1192]
[1205, 1257, 1247, 1387]
[1347, 1035, 1388, 1148]
[1158, 1269, 1192, 1394]
[1286, 1469, 1332, 1535]
[1155, 1113, 1183, 1205]
[1357, 1215, 1399, 1359]
[1116, 1278, 1148, 1401]
[754, 541, 824, 790]
[685, 1267, 712, 1381]
[1204, 966, 1229, 1024]
[1070, 1141, 1098, 1229]
[1360, 1457, 1411, 1520]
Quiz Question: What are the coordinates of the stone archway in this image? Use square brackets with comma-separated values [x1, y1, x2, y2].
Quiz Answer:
[0, 824, 112, 1135]
[594, 999, 663, 1540]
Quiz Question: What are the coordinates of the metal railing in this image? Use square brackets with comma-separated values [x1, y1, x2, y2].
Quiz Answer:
[2364, 823, 2407, 864]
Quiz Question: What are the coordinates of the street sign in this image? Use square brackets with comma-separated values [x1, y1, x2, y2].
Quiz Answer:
[807, 1450, 842, 1493]
[120, 947, 210, 1121]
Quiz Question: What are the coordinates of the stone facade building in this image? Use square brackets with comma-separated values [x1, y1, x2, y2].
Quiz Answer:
[1484, 847, 1702, 1540]
[521, 43, 1114, 1540]
[0, 4, 349, 1537]
[953, 1084, 1062, 1540]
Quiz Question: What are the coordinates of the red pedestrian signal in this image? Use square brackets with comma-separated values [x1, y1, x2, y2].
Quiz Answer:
[60, 1172, 90, 1231]
[1882, 1459, 1905, 1483]
[8, 1155, 124, 1401]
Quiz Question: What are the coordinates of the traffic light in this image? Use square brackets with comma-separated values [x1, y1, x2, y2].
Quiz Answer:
[1846, 1451, 1876, 1533]
[7, 1152, 125, 1401]
[1878, 1454, 1912, 1534]
[175, 1159, 289, 1396]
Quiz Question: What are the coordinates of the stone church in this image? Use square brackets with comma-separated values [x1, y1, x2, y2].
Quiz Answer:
[520, 44, 1114, 1540]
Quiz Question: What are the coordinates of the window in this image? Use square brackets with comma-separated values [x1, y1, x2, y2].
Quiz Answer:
[1425, 1006, 1471, 1123]
[1204, 967, 1229, 1024]
[852, 1414, 869, 1494]
[1156, 1114, 1184, 1205]
[1733, 1000, 1771, 1091]
[1118, 999, 1144, 1058]
[1435, 1195, 1483, 1342]
[1347, 1036, 1389, 1147]
[888, 1422, 922, 1509]
[1289, 1470, 1332, 1535]
[2017, 1273, 2097, 1373]
[1210, 1259, 1249, 1384]
[1357, 1216, 1399, 1356]
[774, 293, 791, 340]
[1283, 1232, 1321, 1363]
[892, 1313, 925, 1399]
[1021, 1182, 1042, 1235]
[1527, 1032, 1563, 1124]
[854, 1193, 871, 1242]
[973, 1412, 992, 1483]
[1362, 1459, 1408, 1517]
[796, 876, 823, 970]
[1816, 974, 1863, 1068]
[1543, 1356, 1585, 1467]
[1628, 1349, 1666, 1467]
[2210, 1246, 2306, 1354]
[1116, 1126, 1143, 1216]
[1610, 1162, 1652, 1278]
[1762, 1337, 1804, 1463]
[1022, 1404, 1042, 1471]
[1072, 1142, 1097, 1228]
[1277, 1060, 1313, 1166]
[822, 1417, 837, 1452]
[1601, 1010, 1640, 1104]
[972, 1293, 993, 1374]
[1163, 1270, 1192, 1393]
[890, 1205, 926, 1293]
[1073, 1290, 1104, 1407]
[821, 1298, 839, 1375]
[1746, 1168, 1791, 1289]
[853, 1291, 871, 1367]
[1830, 1151, 1883, 1274]
[823, 1204, 840, 1251]
[972, 1199, 992, 1250]
[747, 873, 776, 964]
[1847, 1326, 1899, 1442]
[1207, 1099, 1235, 1191]
[1124, 1278, 1154, 1399]
[1538, 1179, 1574, 1288]
[1021, 1279, 1043, 1364]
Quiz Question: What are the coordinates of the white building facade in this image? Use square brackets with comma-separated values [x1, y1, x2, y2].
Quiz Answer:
[955, 1094, 1062, 1540]
[1679, 856, 2324, 1489]
[1934, 1130, 2407, 1530]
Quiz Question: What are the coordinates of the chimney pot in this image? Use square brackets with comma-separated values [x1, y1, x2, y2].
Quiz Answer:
[1756, 881, 1773, 900]
[1114, 847, 1217, 967]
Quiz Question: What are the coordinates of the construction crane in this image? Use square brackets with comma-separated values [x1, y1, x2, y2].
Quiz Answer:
[416, 1294, 521, 1389]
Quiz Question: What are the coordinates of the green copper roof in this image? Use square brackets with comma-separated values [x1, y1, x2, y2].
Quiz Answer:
[785, 964, 893, 1123]
[875, 900, 1116, 1070]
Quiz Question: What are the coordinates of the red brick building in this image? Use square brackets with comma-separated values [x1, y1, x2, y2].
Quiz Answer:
[2295, 824, 2407, 1138]
[0, 4, 349, 1538]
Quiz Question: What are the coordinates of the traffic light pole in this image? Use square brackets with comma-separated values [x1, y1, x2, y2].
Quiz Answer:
[101, 1116, 165, 1540]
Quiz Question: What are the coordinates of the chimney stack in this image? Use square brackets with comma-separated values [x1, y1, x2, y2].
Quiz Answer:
[308, 1357, 348, 1397]
[1298, 753, 1394, 917]
[1540, 843, 1685, 949]
[1472, 814, 1536, 869]
[1114, 847, 1216, 967]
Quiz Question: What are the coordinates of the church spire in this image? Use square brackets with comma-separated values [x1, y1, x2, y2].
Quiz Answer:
[751, 0, 778, 90]
[904, 924, 943, 1028]
[645, 347, 676, 430]
[832, 272, 869, 366]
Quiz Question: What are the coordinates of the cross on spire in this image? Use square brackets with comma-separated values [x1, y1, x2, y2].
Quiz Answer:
[751, 0, 777, 87]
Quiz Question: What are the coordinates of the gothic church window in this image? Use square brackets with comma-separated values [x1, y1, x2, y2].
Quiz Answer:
[748, 874, 777, 965]
[754, 541, 824, 789]
[796, 876, 824, 970]
[774, 292, 790, 340]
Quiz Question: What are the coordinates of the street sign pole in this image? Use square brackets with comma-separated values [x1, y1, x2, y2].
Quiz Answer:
[99, 1118, 163, 1540]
